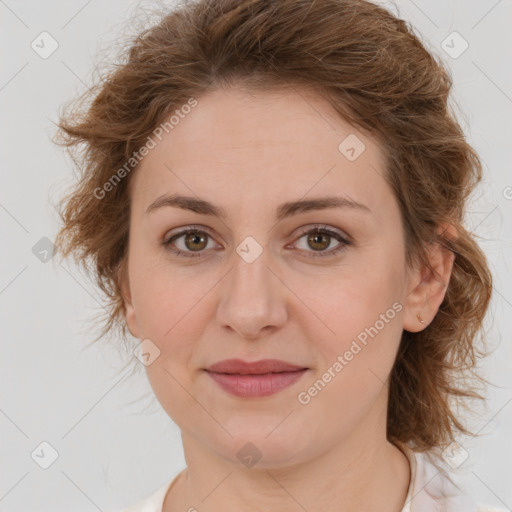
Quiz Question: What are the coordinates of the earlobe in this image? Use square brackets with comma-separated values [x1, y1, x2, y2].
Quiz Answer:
[118, 258, 140, 339]
[402, 224, 457, 333]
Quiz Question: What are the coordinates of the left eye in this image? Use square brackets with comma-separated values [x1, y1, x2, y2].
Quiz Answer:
[291, 226, 350, 258]
[163, 225, 350, 259]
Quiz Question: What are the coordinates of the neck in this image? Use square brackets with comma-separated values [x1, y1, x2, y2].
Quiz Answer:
[163, 425, 410, 512]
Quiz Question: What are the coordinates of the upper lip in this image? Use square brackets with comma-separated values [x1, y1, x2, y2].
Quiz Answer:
[205, 359, 307, 375]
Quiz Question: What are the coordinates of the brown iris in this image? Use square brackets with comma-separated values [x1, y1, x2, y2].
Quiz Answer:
[184, 231, 208, 251]
[307, 232, 331, 251]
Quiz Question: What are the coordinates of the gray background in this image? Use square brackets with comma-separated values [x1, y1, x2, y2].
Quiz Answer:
[0, 0, 511, 510]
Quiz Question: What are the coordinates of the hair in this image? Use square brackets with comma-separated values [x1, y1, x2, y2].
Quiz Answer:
[53, 0, 493, 455]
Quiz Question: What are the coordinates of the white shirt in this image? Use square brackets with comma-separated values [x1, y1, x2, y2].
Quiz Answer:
[117, 443, 506, 512]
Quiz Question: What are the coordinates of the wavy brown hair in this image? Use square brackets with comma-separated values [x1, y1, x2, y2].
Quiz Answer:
[53, 0, 493, 454]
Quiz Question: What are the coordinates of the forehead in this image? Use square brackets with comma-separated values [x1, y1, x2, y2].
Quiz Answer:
[131, 86, 393, 219]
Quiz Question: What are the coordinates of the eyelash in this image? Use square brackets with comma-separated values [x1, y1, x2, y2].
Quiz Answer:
[163, 224, 351, 260]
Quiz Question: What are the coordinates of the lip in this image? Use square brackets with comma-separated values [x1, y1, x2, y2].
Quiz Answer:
[206, 358, 306, 374]
[204, 358, 308, 398]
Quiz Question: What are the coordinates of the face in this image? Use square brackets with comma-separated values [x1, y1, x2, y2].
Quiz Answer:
[121, 86, 420, 468]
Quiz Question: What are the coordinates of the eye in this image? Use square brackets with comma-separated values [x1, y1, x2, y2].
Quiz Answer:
[163, 226, 219, 258]
[291, 225, 350, 258]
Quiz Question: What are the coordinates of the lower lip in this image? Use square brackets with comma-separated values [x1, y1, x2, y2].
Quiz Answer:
[206, 369, 308, 398]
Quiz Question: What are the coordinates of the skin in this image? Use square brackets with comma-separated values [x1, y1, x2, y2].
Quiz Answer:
[120, 85, 455, 512]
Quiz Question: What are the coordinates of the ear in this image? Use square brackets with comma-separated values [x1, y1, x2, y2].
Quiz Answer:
[118, 257, 140, 339]
[402, 224, 457, 333]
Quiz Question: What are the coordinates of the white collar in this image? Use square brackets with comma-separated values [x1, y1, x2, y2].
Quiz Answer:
[396, 441, 477, 512]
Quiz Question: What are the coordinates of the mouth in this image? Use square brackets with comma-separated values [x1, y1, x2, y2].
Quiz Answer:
[206, 358, 307, 374]
[204, 359, 308, 398]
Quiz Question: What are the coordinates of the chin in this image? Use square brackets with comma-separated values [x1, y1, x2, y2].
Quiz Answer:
[209, 426, 311, 470]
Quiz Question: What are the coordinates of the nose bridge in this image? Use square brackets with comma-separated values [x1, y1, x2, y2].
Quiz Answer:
[216, 238, 287, 337]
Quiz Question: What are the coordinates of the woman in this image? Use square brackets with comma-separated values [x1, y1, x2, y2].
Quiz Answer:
[53, 0, 505, 510]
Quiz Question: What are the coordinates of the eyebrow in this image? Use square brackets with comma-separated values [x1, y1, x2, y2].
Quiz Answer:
[145, 193, 371, 220]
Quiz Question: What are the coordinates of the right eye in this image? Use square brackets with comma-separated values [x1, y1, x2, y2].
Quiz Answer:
[163, 227, 220, 258]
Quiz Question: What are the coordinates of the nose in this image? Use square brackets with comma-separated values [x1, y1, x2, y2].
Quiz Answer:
[216, 246, 288, 339]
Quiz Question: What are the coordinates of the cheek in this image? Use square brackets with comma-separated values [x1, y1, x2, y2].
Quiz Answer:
[129, 253, 211, 339]
[303, 255, 405, 383]
[131, 264, 210, 417]
[309, 261, 403, 337]
[298, 279, 404, 432]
